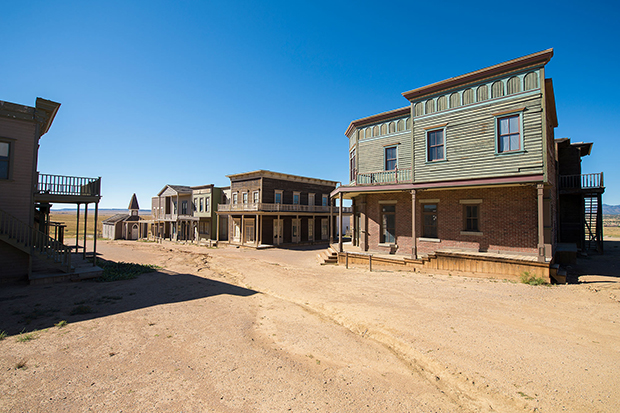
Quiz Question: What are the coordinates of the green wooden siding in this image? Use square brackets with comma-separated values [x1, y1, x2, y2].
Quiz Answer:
[413, 93, 544, 182]
[358, 130, 412, 174]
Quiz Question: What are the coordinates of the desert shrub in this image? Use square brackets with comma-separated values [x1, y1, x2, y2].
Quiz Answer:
[520, 271, 547, 286]
[96, 260, 159, 282]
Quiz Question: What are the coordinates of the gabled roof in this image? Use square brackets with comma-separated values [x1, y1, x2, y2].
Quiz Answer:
[128, 193, 139, 210]
[402, 48, 554, 101]
[103, 214, 130, 224]
[157, 184, 193, 196]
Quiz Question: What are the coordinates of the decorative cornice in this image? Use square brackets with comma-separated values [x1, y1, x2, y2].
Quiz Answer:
[227, 170, 339, 187]
[344, 106, 410, 137]
[402, 49, 554, 101]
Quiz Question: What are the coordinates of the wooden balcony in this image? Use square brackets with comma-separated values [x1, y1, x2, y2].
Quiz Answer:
[354, 168, 412, 186]
[218, 203, 352, 214]
[559, 172, 604, 194]
[34, 173, 102, 203]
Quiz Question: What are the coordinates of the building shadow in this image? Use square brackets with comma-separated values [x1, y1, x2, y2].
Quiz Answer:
[567, 240, 620, 284]
[0, 266, 258, 336]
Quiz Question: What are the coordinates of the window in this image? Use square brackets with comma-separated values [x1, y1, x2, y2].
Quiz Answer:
[193, 198, 197, 213]
[232, 193, 238, 205]
[205, 197, 210, 213]
[181, 200, 188, 215]
[253, 191, 259, 204]
[381, 205, 396, 244]
[243, 192, 248, 204]
[293, 192, 300, 205]
[0, 141, 9, 180]
[497, 114, 521, 153]
[350, 149, 356, 182]
[423, 204, 438, 238]
[385, 146, 397, 170]
[199, 197, 204, 212]
[308, 193, 315, 206]
[427, 129, 444, 161]
[275, 190, 282, 204]
[464, 205, 479, 232]
[322, 194, 328, 207]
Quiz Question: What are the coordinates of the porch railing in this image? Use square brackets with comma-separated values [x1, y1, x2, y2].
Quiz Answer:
[218, 203, 352, 213]
[355, 167, 412, 185]
[37, 174, 101, 197]
[559, 172, 604, 190]
[0, 208, 71, 271]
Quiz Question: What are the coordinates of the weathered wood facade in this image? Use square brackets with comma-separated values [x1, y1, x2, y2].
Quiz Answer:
[216, 170, 347, 247]
[0, 98, 102, 283]
[334, 49, 603, 268]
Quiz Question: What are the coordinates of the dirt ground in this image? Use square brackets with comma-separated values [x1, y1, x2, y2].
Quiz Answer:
[1, 240, 619, 412]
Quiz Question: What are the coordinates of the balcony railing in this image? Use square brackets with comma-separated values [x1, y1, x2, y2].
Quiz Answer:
[37, 174, 101, 197]
[354, 168, 412, 186]
[559, 173, 604, 190]
[218, 203, 352, 213]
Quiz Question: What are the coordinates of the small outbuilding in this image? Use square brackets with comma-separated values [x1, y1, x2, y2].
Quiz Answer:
[102, 194, 148, 240]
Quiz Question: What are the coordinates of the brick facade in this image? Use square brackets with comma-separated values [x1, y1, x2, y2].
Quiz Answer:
[361, 185, 540, 257]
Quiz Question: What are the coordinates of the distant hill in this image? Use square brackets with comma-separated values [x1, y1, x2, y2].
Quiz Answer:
[603, 204, 620, 215]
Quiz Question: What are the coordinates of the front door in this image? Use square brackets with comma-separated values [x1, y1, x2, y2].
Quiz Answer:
[292, 219, 301, 243]
[244, 219, 255, 244]
[273, 219, 283, 245]
[321, 218, 328, 241]
[232, 219, 241, 242]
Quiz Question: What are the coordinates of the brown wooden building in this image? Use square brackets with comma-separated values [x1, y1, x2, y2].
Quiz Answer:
[216, 170, 349, 247]
[0, 98, 102, 283]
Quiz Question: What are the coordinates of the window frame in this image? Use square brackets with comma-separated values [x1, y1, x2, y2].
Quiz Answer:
[205, 197, 210, 213]
[380, 203, 396, 244]
[275, 190, 283, 204]
[322, 194, 328, 207]
[495, 110, 524, 155]
[425, 126, 446, 163]
[293, 191, 300, 205]
[0, 139, 14, 180]
[384, 145, 397, 171]
[232, 192, 238, 205]
[460, 199, 483, 235]
[422, 203, 438, 239]
[349, 148, 356, 182]
[253, 190, 259, 204]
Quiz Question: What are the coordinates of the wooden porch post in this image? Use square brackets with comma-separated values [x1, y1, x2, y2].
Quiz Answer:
[338, 193, 343, 252]
[329, 198, 333, 244]
[241, 215, 245, 245]
[411, 190, 416, 259]
[75, 203, 80, 253]
[256, 214, 259, 246]
[258, 215, 262, 246]
[93, 202, 99, 266]
[537, 184, 545, 262]
[216, 213, 220, 243]
[83, 204, 88, 260]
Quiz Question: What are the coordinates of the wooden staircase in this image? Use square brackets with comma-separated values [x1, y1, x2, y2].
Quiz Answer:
[318, 246, 338, 265]
[0, 208, 73, 274]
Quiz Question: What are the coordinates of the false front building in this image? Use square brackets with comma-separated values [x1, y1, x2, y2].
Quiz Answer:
[216, 170, 344, 247]
[332, 49, 604, 264]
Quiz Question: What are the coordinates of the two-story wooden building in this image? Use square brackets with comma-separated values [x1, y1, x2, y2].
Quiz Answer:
[151, 184, 226, 242]
[332, 49, 604, 267]
[216, 170, 343, 247]
[0, 98, 102, 283]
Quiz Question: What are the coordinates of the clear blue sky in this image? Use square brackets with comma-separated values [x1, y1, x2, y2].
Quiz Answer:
[3, 0, 619, 208]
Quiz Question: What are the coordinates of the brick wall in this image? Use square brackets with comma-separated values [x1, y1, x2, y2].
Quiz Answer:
[362, 185, 539, 257]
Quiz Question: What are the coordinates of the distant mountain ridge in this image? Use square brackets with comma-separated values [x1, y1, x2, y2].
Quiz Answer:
[603, 204, 620, 215]
[51, 208, 151, 215]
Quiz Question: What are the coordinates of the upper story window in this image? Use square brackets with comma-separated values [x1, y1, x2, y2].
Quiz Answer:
[293, 192, 300, 205]
[385, 146, 397, 170]
[232, 193, 238, 205]
[253, 191, 259, 204]
[181, 200, 188, 215]
[497, 114, 521, 153]
[322, 194, 328, 207]
[309, 193, 315, 206]
[199, 197, 204, 212]
[427, 129, 445, 162]
[205, 197, 210, 212]
[243, 192, 248, 204]
[0, 141, 11, 180]
[173, 200, 177, 214]
[275, 190, 282, 204]
[349, 149, 356, 182]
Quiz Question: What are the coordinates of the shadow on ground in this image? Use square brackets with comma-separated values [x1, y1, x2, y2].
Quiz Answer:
[567, 240, 620, 284]
[0, 266, 258, 336]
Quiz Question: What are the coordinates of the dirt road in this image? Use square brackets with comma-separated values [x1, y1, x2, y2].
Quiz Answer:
[1, 240, 619, 412]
